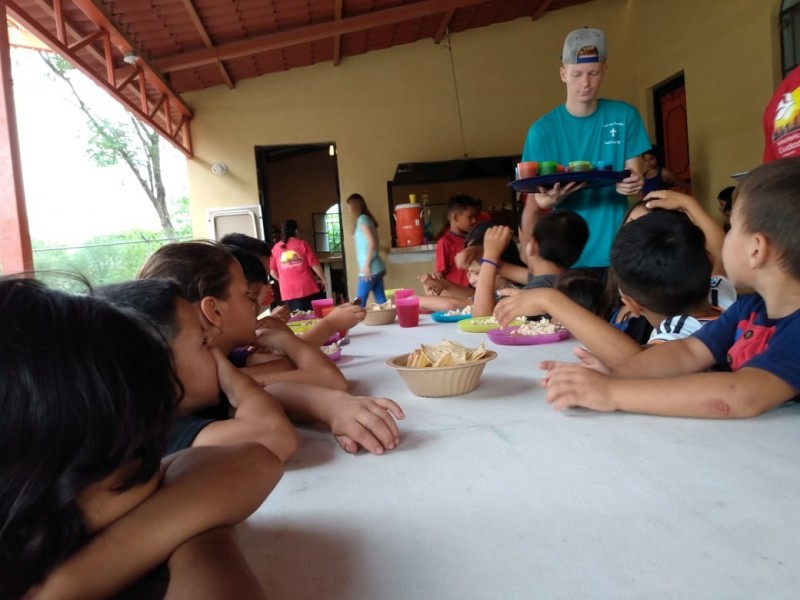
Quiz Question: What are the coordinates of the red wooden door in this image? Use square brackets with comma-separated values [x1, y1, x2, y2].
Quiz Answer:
[658, 83, 691, 190]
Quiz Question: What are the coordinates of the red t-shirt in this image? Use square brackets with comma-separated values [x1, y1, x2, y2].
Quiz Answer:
[269, 237, 321, 300]
[763, 65, 800, 162]
[435, 230, 470, 287]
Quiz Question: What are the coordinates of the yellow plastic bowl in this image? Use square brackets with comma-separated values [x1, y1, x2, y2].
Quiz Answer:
[385, 351, 497, 397]
[287, 318, 318, 334]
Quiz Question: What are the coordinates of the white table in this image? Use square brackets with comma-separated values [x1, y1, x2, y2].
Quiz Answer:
[241, 315, 800, 599]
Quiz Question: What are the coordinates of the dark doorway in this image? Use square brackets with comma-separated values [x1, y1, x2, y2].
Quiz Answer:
[254, 144, 349, 303]
[653, 73, 691, 192]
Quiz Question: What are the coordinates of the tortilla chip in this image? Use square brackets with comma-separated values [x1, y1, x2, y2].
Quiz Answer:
[406, 339, 487, 368]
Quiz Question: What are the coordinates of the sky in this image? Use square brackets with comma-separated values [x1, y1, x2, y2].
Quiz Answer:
[10, 47, 188, 245]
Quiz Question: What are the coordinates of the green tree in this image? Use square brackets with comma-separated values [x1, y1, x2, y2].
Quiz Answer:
[33, 229, 189, 292]
[39, 53, 176, 236]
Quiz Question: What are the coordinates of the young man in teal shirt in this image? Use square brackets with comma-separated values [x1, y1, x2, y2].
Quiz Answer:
[521, 27, 651, 269]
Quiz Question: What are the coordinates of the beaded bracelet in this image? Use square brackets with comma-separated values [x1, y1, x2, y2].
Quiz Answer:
[479, 258, 499, 269]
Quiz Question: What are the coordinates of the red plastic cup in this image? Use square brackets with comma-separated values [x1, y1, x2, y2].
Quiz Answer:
[394, 288, 415, 300]
[311, 298, 334, 319]
[395, 296, 420, 328]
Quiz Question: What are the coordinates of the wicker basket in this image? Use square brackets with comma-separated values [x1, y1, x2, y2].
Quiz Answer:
[363, 307, 397, 326]
[385, 351, 497, 397]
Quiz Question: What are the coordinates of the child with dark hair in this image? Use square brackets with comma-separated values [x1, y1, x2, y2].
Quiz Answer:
[475, 210, 589, 292]
[222, 233, 290, 316]
[0, 277, 282, 599]
[96, 279, 298, 460]
[221, 232, 271, 258]
[227, 241, 361, 344]
[140, 241, 404, 455]
[554, 269, 611, 316]
[415, 221, 524, 313]
[611, 209, 719, 341]
[423, 193, 481, 291]
[717, 185, 735, 232]
[642, 146, 688, 195]
[542, 157, 800, 418]
[496, 209, 722, 367]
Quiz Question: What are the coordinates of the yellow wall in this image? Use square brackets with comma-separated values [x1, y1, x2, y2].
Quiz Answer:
[185, 0, 780, 293]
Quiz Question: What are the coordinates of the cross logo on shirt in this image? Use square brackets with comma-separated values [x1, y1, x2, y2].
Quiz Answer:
[610, 127, 617, 138]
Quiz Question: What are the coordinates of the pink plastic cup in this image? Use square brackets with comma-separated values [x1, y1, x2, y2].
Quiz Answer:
[311, 298, 334, 319]
[395, 296, 420, 328]
[394, 288, 415, 300]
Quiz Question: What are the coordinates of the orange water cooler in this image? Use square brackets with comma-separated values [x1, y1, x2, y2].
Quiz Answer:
[394, 203, 424, 247]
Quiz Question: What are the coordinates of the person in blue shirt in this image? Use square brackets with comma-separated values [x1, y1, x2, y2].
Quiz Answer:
[521, 27, 651, 270]
[347, 193, 387, 304]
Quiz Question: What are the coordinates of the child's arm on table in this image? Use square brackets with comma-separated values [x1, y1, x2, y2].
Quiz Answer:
[243, 327, 348, 391]
[418, 294, 470, 312]
[299, 302, 365, 347]
[543, 359, 796, 418]
[192, 347, 298, 462]
[495, 287, 642, 365]
[643, 190, 725, 275]
[29, 444, 282, 600]
[264, 382, 405, 455]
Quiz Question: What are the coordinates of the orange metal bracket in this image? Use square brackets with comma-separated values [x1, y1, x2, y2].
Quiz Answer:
[7, 0, 193, 157]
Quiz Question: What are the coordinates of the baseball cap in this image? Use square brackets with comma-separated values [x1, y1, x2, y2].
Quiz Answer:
[562, 27, 607, 64]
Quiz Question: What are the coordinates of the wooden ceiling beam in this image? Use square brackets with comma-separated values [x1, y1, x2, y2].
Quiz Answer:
[6, 0, 193, 156]
[157, 0, 491, 73]
[332, 0, 343, 67]
[180, 0, 234, 88]
[68, 0, 193, 117]
[434, 9, 454, 44]
[531, 0, 555, 21]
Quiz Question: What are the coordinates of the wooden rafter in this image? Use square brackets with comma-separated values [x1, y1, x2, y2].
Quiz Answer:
[6, 0, 193, 157]
[180, 0, 234, 88]
[69, 0, 192, 118]
[157, 0, 491, 73]
[332, 0, 343, 67]
[434, 9, 454, 44]
[531, 0, 555, 21]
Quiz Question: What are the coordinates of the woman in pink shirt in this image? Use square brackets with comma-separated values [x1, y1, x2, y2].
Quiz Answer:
[269, 219, 327, 311]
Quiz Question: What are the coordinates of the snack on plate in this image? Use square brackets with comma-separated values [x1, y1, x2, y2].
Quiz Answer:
[292, 309, 314, 318]
[513, 318, 564, 336]
[444, 306, 472, 317]
[406, 339, 488, 368]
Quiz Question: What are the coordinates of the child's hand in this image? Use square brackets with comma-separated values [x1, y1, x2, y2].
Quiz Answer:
[255, 316, 292, 332]
[252, 327, 295, 356]
[455, 244, 482, 270]
[482, 226, 513, 262]
[420, 273, 445, 296]
[324, 303, 366, 330]
[265, 304, 291, 323]
[644, 189, 700, 214]
[327, 395, 405, 455]
[572, 347, 611, 375]
[615, 171, 644, 196]
[210, 346, 250, 409]
[493, 288, 547, 327]
[535, 181, 586, 207]
[542, 363, 616, 412]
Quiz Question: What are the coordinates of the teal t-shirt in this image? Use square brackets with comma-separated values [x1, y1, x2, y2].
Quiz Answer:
[355, 214, 385, 276]
[522, 99, 651, 267]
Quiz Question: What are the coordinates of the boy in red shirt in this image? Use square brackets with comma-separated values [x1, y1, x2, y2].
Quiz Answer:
[433, 194, 481, 288]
